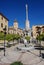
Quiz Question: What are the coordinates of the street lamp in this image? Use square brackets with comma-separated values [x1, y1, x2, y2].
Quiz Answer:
[3, 26, 6, 56]
[36, 27, 41, 57]
[13, 26, 14, 45]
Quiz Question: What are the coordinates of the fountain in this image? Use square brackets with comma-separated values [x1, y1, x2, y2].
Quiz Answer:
[16, 38, 34, 52]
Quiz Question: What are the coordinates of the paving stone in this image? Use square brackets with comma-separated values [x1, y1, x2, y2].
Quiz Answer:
[0, 44, 44, 65]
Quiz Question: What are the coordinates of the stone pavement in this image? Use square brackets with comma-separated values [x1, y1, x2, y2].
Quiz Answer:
[0, 44, 44, 65]
[0, 63, 10, 65]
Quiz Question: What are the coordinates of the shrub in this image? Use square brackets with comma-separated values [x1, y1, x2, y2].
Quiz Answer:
[10, 61, 23, 65]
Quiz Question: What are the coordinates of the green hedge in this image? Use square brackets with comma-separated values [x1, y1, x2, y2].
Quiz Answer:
[10, 61, 23, 65]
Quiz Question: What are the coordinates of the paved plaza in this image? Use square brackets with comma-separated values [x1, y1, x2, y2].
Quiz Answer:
[0, 44, 44, 65]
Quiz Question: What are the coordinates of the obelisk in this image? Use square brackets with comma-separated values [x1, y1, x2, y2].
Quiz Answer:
[25, 4, 30, 31]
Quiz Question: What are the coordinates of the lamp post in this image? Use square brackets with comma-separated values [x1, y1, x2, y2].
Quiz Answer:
[13, 26, 14, 45]
[37, 28, 41, 57]
[31, 31, 33, 43]
[3, 27, 6, 56]
[39, 29, 41, 57]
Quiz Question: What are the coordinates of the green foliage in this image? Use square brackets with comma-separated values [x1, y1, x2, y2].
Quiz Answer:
[25, 36, 30, 41]
[41, 33, 44, 41]
[6, 34, 21, 41]
[6, 34, 13, 41]
[0, 32, 4, 40]
[0, 32, 21, 41]
[13, 34, 21, 40]
[36, 33, 44, 41]
[10, 61, 23, 65]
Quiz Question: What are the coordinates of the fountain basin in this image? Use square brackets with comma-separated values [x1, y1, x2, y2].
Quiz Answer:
[17, 44, 34, 52]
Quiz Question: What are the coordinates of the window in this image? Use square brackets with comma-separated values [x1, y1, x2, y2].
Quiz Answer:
[1, 23, 3, 28]
[1, 16, 3, 20]
[5, 19, 7, 22]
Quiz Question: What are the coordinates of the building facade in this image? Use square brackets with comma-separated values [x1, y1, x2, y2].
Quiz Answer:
[8, 20, 23, 36]
[0, 13, 9, 33]
[32, 25, 44, 38]
[13, 20, 18, 30]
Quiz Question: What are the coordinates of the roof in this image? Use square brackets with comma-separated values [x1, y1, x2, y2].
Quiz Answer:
[0, 13, 9, 21]
[33, 25, 44, 27]
[8, 27, 13, 30]
[18, 28, 23, 30]
[9, 26, 13, 29]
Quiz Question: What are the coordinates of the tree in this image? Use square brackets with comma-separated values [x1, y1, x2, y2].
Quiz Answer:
[0, 32, 21, 41]
[36, 33, 44, 41]
[0, 32, 4, 40]
[12, 34, 21, 40]
[6, 34, 13, 41]
[25, 36, 30, 41]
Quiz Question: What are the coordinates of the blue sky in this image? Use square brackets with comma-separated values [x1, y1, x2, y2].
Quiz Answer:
[0, 0, 44, 29]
